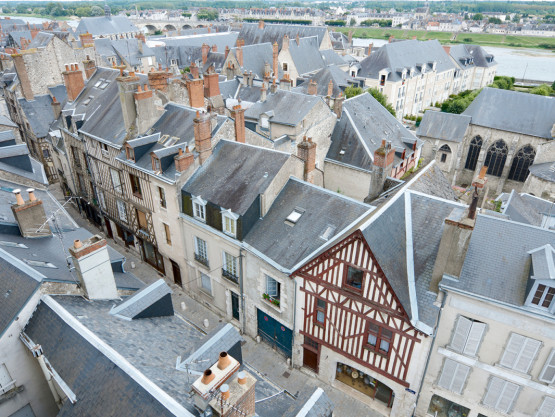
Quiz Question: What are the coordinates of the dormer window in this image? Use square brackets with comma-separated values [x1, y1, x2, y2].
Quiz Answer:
[221, 209, 238, 237]
[192, 195, 206, 222]
[531, 284, 555, 308]
[126, 146, 135, 161]
[152, 155, 161, 172]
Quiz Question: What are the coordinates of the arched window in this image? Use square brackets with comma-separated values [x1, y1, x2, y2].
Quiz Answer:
[484, 140, 508, 177]
[465, 136, 482, 171]
[508, 145, 536, 182]
[438, 144, 451, 163]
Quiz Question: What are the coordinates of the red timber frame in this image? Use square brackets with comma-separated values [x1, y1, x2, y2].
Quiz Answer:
[294, 230, 422, 388]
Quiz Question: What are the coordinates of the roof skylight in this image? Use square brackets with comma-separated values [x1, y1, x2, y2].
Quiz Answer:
[24, 259, 57, 269]
[0, 241, 28, 248]
[286, 208, 304, 224]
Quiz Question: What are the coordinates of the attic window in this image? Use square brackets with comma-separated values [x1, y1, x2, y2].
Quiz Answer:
[24, 259, 57, 269]
[286, 208, 304, 225]
[320, 225, 336, 241]
[126, 146, 135, 161]
[152, 155, 161, 172]
[83, 96, 93, 105]
[159, 134, 170, 145]
[165, 136, 179, 147]
[94, 80, 103, 88]
[0, 241, 28, 248]
[99, 82, 109, 89]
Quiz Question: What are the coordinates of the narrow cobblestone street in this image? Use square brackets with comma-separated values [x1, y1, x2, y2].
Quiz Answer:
[50, 186, 386, 417]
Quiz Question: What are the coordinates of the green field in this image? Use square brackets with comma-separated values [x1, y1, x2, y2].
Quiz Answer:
[336, 27, 555, 50]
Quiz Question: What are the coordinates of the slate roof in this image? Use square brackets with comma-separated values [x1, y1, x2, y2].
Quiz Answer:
[27, 32, 55, 49]
[416, 111, 471, 143]
[320, 48, 347, 66]
[18, 93, 58, 138]
[0, 130, 16, 146]
[8, 30, 32, 48]
[326, 93, 420, 171]
[0, 249, 42, 337]
[152, 44, 202, 69]
[529, 244, 555, 280]
[8, 404, 36, 417]
[503, 191, 555, 227]
[96, 38, 155, 67]
[465, 44, 497, 68]
[286, 36, 326, 76]
[182, 140, 290, 215]
[293, 65, 356, 97]
[244, 178, 372, 271]
[238, 23, 328, 50]
[244, 90, 323, 126]
[158, 32, 238, 52]
[0, 146, 47, 184]
[529, 162, 555, 183]
[329, 31, 350, 50]
[231, 42, 276, 79]
[283, 388, 334, 417]
[444, 215, 555, 307]
[0, 114, 17, 127]
[110, 279, 172, 320]
[462, 87, 555, 139]
[407, 163, 457, 201]
[74, 15, 139, 37]
[357, 39, 456, 81]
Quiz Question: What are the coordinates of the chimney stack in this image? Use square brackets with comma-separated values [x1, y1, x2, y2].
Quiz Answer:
[258, 20, 265, 29]
[69, 235, 118, 300]
[236, 46, 243, 67]
[226, 62, 235, 81]
[369, 140, 394, 200]
[367, 43, 373, 56]
[442, 45, 451, 55]
[63, 63, 85, 102]
[280, 74, 291, 91]
[260, 83, 267, 102]
[297, 137, 317, 183]
[270, 78, 277, 94]
[186, 79, 204, 108]
[203, 66, 220, 98]
[212, 44, 217, 53]
[12, 54, 33, 100]
[51, 96, 61, 119]
[225, 45, 230, 60]
[194, 111, 212, 164]
[236, 38, 245, 48]
[327, 80, 333, 97]
[272, 42, 278, 78]
[231, 104, 245, 143]
[175, 146, 195, 173]
[190, 62, 199, 79]
[295, 34, 300, 45]
[201, 43, 210, 65]
[389, 36, 394, 43]
[147, 65, 172, 92]
[348, 30, 353, 44]
[79, 32, 94, 48]
[333, 93, 344, 118]
[11, 188, 51, 238]
[82, 55, 96, 79]
[117, 69, 140, 133]
[307, 79, 317, 96]
[134, 84, 157, 135]
[282, 34, 289, 51]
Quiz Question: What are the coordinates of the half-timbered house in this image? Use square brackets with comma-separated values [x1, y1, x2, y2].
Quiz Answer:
[293, 179, 462, 416]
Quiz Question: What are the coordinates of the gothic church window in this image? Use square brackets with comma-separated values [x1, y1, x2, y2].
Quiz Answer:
[464, 136, 482, 171]
[484, 140, 508, 177]
[508, 145, 535, 182]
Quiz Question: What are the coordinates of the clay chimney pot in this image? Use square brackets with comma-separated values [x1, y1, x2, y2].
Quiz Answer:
[13, 189, 24, 206]
[74, 239, 82, 249]
[238, 371, 247, 385]
[220, 384, 230, 400]
[201, 369, 215, 385]
[27, 188, 36, 201]
[217, 351, 231, 370]
[65, 64, 69, 71]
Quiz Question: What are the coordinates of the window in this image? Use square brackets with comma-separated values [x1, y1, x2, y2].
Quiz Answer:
[126, 146, 135, 161]
[499, 333, 541, 374]
[449, 316, 486, 356]
[116, 199, 127, 222]
[316, 298, 326, 325]
[438, 358, 470, 394]
[283, 62, 288, 71]
[540, 350, 555, 384]
[110, 168, 123, 194]
[265, 275, 280, 300]
[201, 273, 212, 294]
[152, 155, 161, 172]
[536, 397, 555, 417]
[194, 237, 208, 267]
[222, 252, 238, 283]
[532, 284, 555, 309]
[0, 363, 15, 395]
[484, 140, 508, 177]
[222, 212, 237, 237]
[428, 395, 470, 417]
[42, 148, 50, 159]
[136, 209, 148, 232]
[163, 223, 171, 245]
[465, 136, 482, 171]
[345, 266, 363, 290]
[98, 190, 106, 210]
[192, 197, 206, 222]
[158, 187, 167, 209]
[365, 322, 393, 354]
[71, 146, 81, 168]
[129, 173, 142, 198]
[482, 377, 520, 413]
[508, 145, 536, 182]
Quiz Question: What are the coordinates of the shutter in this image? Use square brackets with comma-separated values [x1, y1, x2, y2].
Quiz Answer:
[463, 321, 486, 356]
[450, 316, 472, 353]
[515, 337, 541, 373]
[438, 358, 458, 390]
[451, 363, 470, 394]
[540, 350, 555, 383]
[497, 381, 519, 413]
[500, 333, 525, 368]
[483, 377, 505, 408]
[537, 397, 555, 417]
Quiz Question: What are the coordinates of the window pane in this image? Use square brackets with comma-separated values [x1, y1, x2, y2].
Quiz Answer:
[346, 266, 363, 289]
[201, 273, 211, 294]
[317, 310, 325, 323]
[532, 285, 546, 305]
[382, 328, 393, 340]
[367, 333, 377, 346]
[317, 299, 326, 309]
[543, 287, 555, 308]
[266, 276, 278, 297]
[379, 340, 390, 353]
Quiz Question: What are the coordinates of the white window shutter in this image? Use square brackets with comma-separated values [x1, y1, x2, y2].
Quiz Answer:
[540, 350, 555, 384]
[438, 358, 458, 390]
[450, 316, 472, 353]
[536, 397, 555, 417]
[483, 377, 505, 408]
[463, 321, 486, 356]
[515, 338, 541, 373]
[500, 333, 525, 368]
[497, 381, 519, 413]
[451, 363, 470, 394]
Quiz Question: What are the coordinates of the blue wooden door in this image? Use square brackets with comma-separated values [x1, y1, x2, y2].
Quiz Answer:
[256, 308, 293, 358]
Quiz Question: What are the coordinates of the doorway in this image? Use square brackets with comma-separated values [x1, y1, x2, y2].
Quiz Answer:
[170, 260, 182, 286]
[104, 217, 113, 239]
[303, 336, 319, 372]
[231, 292, 240, 321]
[256, 308, 293, 357]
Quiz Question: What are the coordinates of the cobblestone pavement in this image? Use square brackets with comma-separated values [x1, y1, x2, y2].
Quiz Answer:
[51, 186, 385, 417]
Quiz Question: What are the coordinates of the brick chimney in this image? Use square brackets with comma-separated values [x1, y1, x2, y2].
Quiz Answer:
[134, 84, 157, 135]
[295, 34, 300, 45]
[225, 45, 230, 60]
[204, 67, 220, 98]
[69, 235, 118, 300]
[190, 62, 199, 79]
[260, 83, 267, 102]
[307, 79, 317, 95]
[79, 32, 94, 48]
[280, 74, 291, 91]
[226, 62, 235, 81]
[236, 38, 245, 48]
[194, 111, 212, 164]
[333, 93, 344, 118]
[201, 43, 210, 65]
[297, 137, 317, 183]
[389, 36, 394, 43]
[272, 42, 278, 78]
[369, 140, 394, 199]
[270, 78, 277, 94]
[175, 146, 194, 172]
[82, 55, 96, 79]
[327, 80, 333, 97]
[147, 65, 172, 92]
[442, 45, 451, 55]
[187, 79, 205, 108]
[236, 46, 243, 67]
[231, 104, 245, 143]
[282, 34, 289, 51]
[63, 63, 85, 102]
[51, 96, 61, 119]
[11, 188, 51, 238]
[12, 54, 33, 100]
[348, 30, 353, 44]
[258, 20, 265, 29]
[367, 43, 373, 56]
[212, 44, 217, 52]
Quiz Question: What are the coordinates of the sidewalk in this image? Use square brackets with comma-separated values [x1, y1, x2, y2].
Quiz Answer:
[51, 186, 385, 417]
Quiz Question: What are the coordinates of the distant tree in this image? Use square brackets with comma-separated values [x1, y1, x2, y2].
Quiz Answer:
[350, 18, 356, 26]
[2, 6, 12, 14]
[473, 13, 484, 20]
[488, 17, 502, 24]
[530, 84, 553, 96]
[197, 10, 218, 21]
[464, 14, 469, 20]
[491, 75, 514, 90]
[90, 6, 104, 16]
[345, 85, 362, 98]
[505, 14, 511, 21]
[512, 14, 520, 23]
[366, 87, 396, 117]
[552, 80, 555, 90]
[75, 7, 91, 17]
[16, 4, 29, 14]
[51, 7, 66, 17]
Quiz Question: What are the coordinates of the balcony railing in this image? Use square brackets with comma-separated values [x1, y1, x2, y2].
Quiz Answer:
[222, 268, 239, 284]
[194, 253, 209, 268]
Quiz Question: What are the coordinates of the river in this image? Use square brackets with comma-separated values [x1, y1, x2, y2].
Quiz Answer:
[353, 38, 555, 83]
[0, 15, 79, 28]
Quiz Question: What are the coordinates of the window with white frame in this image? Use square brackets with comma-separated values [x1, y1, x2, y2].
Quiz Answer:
[97, 190, 106, 210]
[201, 273, 212, 294]
[536, 397, 555, 417]
[0, 363, 15, 394]
[110, 168, 123, 194]
[194, 237, 208, 266]
[449, 315, 486, 356]
[540, 349, 555, 384]
[222, 252, 238, 282]
[192, 196, 206, 222]
[499, 333, 541, 374]
[437, 358, 470, 395]
[531, 284, 555, 309]
[265, 275, 280, 300]
[482, 377, 520, 413]
[116, 199, 127, 222]
[222, 211, 237, 237]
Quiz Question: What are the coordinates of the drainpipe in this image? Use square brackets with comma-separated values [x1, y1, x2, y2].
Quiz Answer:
[36, 354, 62, 409]
[239, 247, 246, 334]
[291, 276, 297, 368]
[412, 289, 446, 416]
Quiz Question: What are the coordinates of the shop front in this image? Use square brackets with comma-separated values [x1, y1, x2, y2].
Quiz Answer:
[335, 362, 394, 408]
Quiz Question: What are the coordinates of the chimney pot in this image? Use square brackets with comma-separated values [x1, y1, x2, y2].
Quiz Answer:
[238, 371, 247, 385]
[217, 351, 231, 370]
[13, 189, 24, 206]
[74, 239, 82, 249]
[220, 384, 230, 401]
[65, 64, 69, 71]
[27, 188, 36, 201]
[201, 369, 215, 385]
